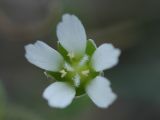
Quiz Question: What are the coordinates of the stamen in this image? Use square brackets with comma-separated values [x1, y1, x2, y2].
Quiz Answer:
[72, 74, 80, 87]
[81, 70, 90, 76]
[79, 55, 89, 66]
[59, 69, 67, 78]
[64, 62, 73, 71]
[67, 52, 74, 59]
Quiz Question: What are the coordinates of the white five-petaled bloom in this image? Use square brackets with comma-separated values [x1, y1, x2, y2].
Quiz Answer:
[25, 14, 121, 108]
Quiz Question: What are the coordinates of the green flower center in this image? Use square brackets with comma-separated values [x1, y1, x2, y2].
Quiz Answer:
[45, 40, 100, 96]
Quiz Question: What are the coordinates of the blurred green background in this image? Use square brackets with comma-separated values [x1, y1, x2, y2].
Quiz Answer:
[0, 0, 160, 120]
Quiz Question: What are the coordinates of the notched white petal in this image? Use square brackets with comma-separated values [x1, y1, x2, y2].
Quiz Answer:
[43, 82, 76, 108]
[25, 41, 64, 71]
[56, 14, 87, 57]
[86, 76, 117, 108]
[91, 43, 121, 71]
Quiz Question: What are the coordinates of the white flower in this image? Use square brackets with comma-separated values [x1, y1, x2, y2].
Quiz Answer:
[24, 14, 121, 108]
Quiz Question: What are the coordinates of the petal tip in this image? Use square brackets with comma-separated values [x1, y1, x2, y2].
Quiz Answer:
[98, 93, 117, 108]
[56, 13, 87, 57]
[86, 76, 117, 109]
[42, 82, 76, 109]
[91, 43, 121, 71]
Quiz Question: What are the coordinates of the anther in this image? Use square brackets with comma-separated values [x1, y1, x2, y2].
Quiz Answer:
[81, 70, 90, 76]
[67, 52, 74, 59]
[59, 69, 67, 78]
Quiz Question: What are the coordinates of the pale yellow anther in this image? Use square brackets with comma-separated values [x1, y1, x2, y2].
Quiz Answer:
[60, 69, 67, 78]
[81, 70, 90, 76]
[67, 52, 74, 59]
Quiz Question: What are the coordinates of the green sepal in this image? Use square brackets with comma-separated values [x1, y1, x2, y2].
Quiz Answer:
[57, 42, 70, 62]
[44, 71, 64, 82]
[86, 39, 97, 56]
[76, 86, 85, 96]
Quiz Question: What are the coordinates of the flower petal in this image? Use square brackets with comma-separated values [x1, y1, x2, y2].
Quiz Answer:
[91, 43, 121, 71]
[56, 14, 87, 57]
[43, 82, 76, 108]
[86, 76, 117, 108]
[25, 41, 64, 71]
